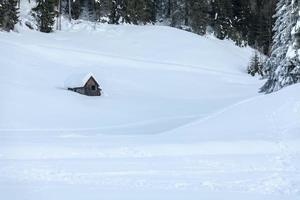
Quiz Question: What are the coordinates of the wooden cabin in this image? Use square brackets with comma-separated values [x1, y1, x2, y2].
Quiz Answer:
[65, 73, 102, 96]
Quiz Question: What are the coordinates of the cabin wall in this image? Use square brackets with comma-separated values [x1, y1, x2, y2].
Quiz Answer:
[84, 78, 101, 96]
[84, 88, 101, 96]
[68, 87, 101, 96]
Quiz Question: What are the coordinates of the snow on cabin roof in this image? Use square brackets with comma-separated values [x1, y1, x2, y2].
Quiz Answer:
[64, 73, 98, 88]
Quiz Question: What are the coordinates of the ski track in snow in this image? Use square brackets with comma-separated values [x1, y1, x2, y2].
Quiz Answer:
[30, 44, 245, 76]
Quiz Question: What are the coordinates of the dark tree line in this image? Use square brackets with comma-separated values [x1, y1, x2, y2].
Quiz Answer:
[0, 0, 19, 31]
[53, 0, 276, 55]
[158, 0, 276, 55]
[1, 0, 276, 54]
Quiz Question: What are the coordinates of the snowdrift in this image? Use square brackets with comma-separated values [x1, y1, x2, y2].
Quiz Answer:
[166, 83, 300, 141]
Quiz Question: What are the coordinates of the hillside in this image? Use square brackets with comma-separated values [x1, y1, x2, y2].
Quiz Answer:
[1, 19, 300, 200]
[0, 23, 258, 133]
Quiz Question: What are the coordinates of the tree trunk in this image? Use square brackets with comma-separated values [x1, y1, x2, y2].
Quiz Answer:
[69, 0, 72, 21]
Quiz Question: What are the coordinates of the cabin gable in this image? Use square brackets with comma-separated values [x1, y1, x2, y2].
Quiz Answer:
[84, 76, 99, 88]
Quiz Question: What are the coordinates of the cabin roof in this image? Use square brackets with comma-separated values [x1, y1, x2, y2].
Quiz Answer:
[64, 73, 99, 88]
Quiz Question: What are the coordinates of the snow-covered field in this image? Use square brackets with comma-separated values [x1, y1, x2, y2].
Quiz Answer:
[1, 17, 300, 199]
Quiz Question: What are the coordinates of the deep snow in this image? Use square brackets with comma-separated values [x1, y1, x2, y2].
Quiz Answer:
[1, 10, 300, 200]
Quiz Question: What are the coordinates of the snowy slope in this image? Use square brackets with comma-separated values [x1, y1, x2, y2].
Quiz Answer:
[0, 24, 258, 134]
[166, 83, 300, 141]
[1, 16, 300, 200]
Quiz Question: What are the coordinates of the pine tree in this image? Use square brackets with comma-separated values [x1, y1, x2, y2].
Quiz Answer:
[231, 0, 250, 46]
[71, 0, 81, 20]
[247, 0, 276, 55]
[261, 0, 300, 93]
[94, 0, 111, 22]
[169, 0, 185, 28]
[32, 0, 57, 33]
[157, 0, 172, 20]
[290, 22, 300, 82]
[0, 0, 19, 31]
[109, 0, 155, 25]
[248, 51, 264, 77]
[187, 0, 209, 35]
[109, 0, 125, 24]
[142, 0, 156, 23]
[210, 0, 234, 40]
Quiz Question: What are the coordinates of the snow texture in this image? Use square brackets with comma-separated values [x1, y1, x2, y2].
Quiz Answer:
[0, 3, 300, 200]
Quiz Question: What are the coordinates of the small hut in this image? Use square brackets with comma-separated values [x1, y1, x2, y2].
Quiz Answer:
[65, 73, 102, 96]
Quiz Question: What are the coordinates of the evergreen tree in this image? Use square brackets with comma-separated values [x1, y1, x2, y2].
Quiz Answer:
[261, 0, 300, 93]
[71, 0, 81, 20]
[32, 0, 57, 33]
[231, 0, 250, 46]
[187, 0, 209, 35]
[156, 0, 172, 20]
[0, 0, 19, 31]
[94, 0, 111, 22]
[247, 0, 276, 55]
[109, 0, 155, 24]
[109, 0, 125, 24]
[248, 51, 264, 77]
[169, 0, 185, 28]
[210, 0, 234, 40]
[142, 0, 156, 23]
